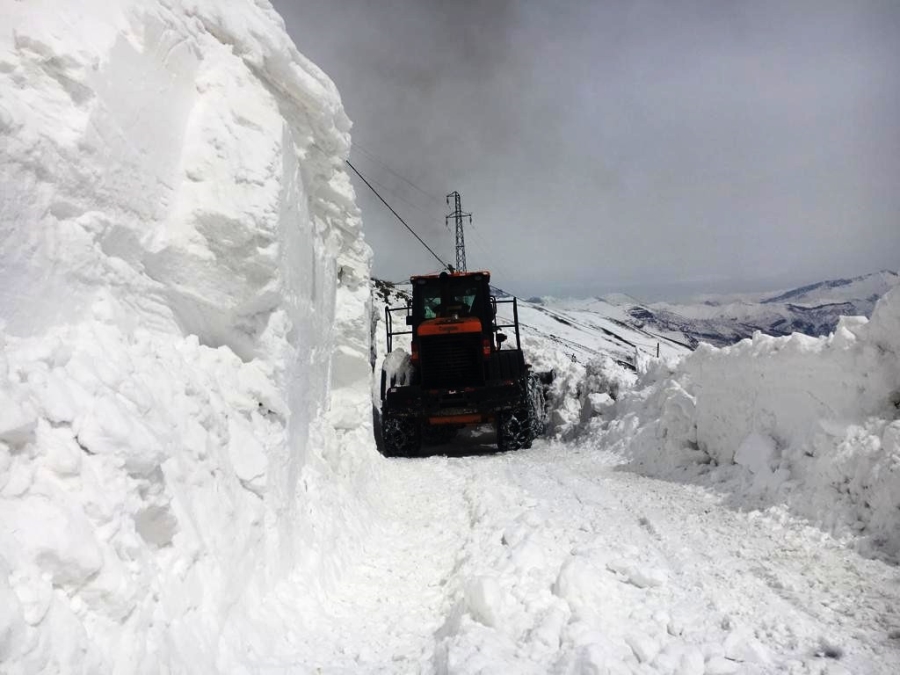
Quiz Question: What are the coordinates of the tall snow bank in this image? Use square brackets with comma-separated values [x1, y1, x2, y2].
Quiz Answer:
[596, 289, 900, 560]
[1, 1, 377, 672]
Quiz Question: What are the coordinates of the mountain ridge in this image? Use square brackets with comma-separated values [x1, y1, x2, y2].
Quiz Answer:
[634, 270, 898, 347]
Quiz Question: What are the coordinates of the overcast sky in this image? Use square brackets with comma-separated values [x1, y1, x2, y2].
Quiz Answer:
[272, 0, 899, 300]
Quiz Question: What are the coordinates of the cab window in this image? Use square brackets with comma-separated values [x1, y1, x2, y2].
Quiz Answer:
[421, 283, 442, 319]
[417, 279, 483, 319]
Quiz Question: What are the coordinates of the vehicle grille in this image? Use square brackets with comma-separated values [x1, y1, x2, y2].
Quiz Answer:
[420, 335, 484, 389]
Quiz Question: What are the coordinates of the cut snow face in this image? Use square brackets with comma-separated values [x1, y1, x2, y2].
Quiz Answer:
[595, 287, 900, 563]
[1, 1, 378, 672]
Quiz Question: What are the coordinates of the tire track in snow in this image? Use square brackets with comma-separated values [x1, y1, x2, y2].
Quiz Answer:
[233, 456, 477, 673]
[232, 442, 900, 673]
[522, 444, 900, 673]
[321, 457, 474, 671]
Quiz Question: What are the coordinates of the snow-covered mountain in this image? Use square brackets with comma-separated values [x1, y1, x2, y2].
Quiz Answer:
[539, 270, 900, 348]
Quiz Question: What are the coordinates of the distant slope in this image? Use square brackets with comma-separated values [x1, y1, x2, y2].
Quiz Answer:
[760, 270, 897, 306]
[612, 270, 899, 348]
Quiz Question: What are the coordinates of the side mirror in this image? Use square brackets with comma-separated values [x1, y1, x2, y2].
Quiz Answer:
[497, 333, 508, 346]
[406, 316, 413, 325]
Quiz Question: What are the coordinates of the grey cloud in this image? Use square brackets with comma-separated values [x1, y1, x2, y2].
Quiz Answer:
[273, 0, 900, 299]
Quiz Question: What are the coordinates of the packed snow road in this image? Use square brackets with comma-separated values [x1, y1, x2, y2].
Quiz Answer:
[235, 438, 900, 674]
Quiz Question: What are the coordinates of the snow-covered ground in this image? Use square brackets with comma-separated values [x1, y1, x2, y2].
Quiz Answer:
[593, 289, 900, 562]
[2, 1, 899, 673]
[367, 282, 900, 672]
[187, 437, 899, 673]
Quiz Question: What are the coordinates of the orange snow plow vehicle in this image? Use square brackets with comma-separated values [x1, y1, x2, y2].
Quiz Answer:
[379, 270, 548, 457]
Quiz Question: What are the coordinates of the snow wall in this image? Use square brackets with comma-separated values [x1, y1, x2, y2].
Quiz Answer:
[594, 288, 900, 560]
[0, 1, 378, 672]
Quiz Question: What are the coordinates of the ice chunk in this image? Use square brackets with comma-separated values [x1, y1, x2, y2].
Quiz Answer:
[0, 391, 37, 447]
[606, 559, 668, 588]
[705, 655, 740, 674]
[0, 573, 27, 662]
[625, 632, 660, 663]
[464, 576, 504, 628]
[734, 432, 777, 475]
[227, 416, 267, 496]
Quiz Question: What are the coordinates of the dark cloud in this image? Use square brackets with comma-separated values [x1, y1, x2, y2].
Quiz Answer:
[273, 0, 900, 299]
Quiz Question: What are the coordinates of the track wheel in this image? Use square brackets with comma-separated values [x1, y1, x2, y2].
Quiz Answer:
[496, 409, 532, 452]
[382, 415, 421, 457]
[527, 374, 547, 438]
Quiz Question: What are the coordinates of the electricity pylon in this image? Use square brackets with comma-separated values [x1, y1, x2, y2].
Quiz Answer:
[445, 191, 471, 273]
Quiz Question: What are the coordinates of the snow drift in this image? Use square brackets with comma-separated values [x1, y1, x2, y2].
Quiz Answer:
[0, 1, 377, 672]
[594, 288, 900, 560]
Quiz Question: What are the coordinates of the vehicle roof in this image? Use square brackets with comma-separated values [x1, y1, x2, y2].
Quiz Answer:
[409, 270, 491, 282]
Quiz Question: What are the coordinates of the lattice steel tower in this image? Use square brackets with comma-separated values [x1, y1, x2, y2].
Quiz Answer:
[445, 191, 472, 273]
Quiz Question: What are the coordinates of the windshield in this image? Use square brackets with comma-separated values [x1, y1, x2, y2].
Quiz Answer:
[420, 280, 479, 319]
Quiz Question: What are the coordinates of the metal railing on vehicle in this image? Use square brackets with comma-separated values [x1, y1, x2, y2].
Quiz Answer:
[493, 296, 522, 351]
[385, 304, 412, 353]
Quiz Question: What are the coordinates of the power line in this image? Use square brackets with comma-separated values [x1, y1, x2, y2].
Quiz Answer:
[351, 143, 445, 207]
[461, 214, 522, 295]
[362, 171, 441, 222]
[347, 151, 525, 299]
[346, 159, 451, 271]
[466, 226, 518, 290]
